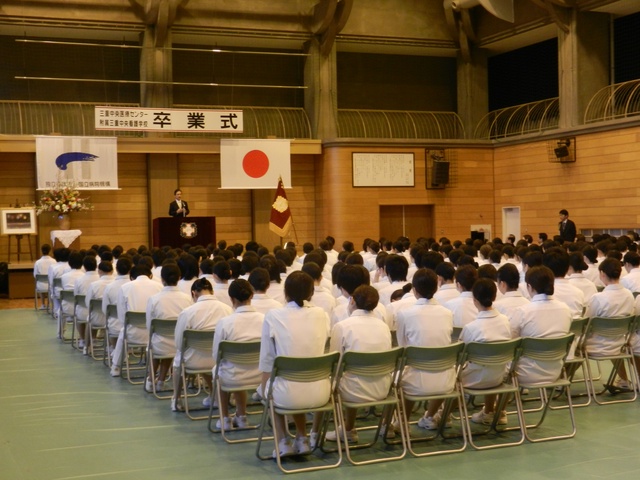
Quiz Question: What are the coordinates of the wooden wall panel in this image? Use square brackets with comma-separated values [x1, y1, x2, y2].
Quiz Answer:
[493, 126, 640, 239]
[317, 145, 495, 248]
[0, 153, 37, 261]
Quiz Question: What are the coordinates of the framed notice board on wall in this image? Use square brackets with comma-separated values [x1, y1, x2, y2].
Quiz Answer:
[352, 153, 415, 187]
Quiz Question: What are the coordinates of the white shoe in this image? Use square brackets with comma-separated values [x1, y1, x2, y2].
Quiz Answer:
[471, 409, 507, 426]
[78, 339, 85, 349]
[309, 431, 318, 450]
[156, 381, 167, 392]
[325, 429, 359, 443]
[272, 438, 294, 458]
[170, 397, 183, 412]
[110, 366, 121, 377]
[202, 396, 212, 408]
[145, 378, 154, 391]
[417, 415, 438, 430]
[233, 415, 249, 428]
[216, 416, 234, 430]
[294, 436, 310, 455]
[614, 378, 630, 390]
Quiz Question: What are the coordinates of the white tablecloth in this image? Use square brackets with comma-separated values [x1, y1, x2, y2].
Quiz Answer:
[51, 229, 82, 248]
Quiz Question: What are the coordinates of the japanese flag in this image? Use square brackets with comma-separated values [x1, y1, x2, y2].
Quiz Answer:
[220, 139, 291, 189]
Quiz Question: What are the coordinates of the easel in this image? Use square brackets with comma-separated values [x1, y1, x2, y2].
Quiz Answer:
[8, 234, 34, 262]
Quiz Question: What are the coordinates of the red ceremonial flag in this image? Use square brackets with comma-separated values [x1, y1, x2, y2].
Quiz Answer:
[269, 177, 292, 237]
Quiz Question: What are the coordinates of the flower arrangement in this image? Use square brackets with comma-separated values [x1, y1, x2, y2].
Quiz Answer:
[36, 184, 93, 216]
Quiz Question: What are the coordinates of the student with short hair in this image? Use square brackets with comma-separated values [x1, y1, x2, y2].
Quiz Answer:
[258, 271, 330, 457]
[396, 269, 455, 431]
[444, 265, 479, 327]
[460, 279, 511, 426]
[324, 285, 392, 443]
[208, 279, 264, 425]
[34, 244, 56, 310]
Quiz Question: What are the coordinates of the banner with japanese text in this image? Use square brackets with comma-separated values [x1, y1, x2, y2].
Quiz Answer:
[95, 107, 243, 133]
[36, 136, 119, 190]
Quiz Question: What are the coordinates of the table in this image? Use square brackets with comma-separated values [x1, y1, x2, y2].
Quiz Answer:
[51, 229, 82, 248]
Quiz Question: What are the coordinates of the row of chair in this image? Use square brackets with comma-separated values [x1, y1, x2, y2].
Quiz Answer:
[41, 292, 640, 474]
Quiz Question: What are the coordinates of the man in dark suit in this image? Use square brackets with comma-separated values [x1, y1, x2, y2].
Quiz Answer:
[558, 209, 576, 243]
[169, 188, 190, 217]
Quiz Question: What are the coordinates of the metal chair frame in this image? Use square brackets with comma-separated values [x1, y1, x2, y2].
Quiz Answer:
[256, 352, 342, 474]
[121, 311, 148, 385]
[145, 318, 178, 399]
[398, 342, 467, 456]
[458, 339, 526, 451]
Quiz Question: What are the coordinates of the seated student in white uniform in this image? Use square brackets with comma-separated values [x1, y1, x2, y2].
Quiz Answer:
[621, 251, 640, 293]
[476, 266, 572, 424]
[331, 265, 392, 331]
[433, 262, 460, 305]
[49, 247, 71, 321]
[171, 278, 232, 411]
[258, 271, 330, 458]
[376, 254, 410, 306]
[112, 264, 163, 375]
[103, 257, 132, 374]
[177, 253, 199, 296]
[510, 265, 572, 381]
[60, 251, 85, 340]
[84, 260, 114, 344]
[582, 245, 603, 287]
[478, 264, 504, 301]
[302, 261, 337, 318]
[584, 257, 636, 389]
[493, 263, 529, 319]
[247, 267, 283, 315]
[324, 285, 392, 443]
[34, 243, 56, 310]
[73, 254, 100, 352]
[567, 251, 598, 302]
[145, 264, 192, 392]
[444, 265, 479, 328]
[543, 248, 585, 317]
[210, 260, 233, 308]
[396, 268, 455, 431]
[302, 249, 334, 290]
[211, 279, 264, 428]
[259, 255, 286, 305]
[458, 279, 511, 426]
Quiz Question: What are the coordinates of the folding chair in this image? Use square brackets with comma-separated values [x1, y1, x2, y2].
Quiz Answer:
[170, 329, 215, 420]
[584, 315, 638, 405]
[398, 342, 467, 456]
[52, 277, 63, 320]
[552, 317, 591, 408]
[58, 289, 76, 342]
[103, 304, 118, 367]
[333, 347, 407, 465]
[145, 318, 178, 398]
[513, 334, 576, 442]
[71, 294, 87, 351]
[256, 352, 342, 474]
[35, 274, 50, 311]
[210, 340, 262, 437]
[122, 311, 148, 385]
[87, 298, 106, 360]
[458, 339, 525, 450]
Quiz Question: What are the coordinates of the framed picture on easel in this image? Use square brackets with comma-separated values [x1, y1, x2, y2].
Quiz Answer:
[1, 208, 38, 235]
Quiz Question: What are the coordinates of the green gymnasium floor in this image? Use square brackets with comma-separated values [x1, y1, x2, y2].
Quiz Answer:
[2, 308, 640, 480]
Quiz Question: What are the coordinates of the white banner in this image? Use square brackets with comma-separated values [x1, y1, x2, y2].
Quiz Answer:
[36, 136, 119, 190]
[220, 139, 291, 189]
[95, 107, 243, 133]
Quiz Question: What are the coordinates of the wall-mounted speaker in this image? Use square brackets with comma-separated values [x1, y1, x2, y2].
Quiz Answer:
[431, 161, 450, 187]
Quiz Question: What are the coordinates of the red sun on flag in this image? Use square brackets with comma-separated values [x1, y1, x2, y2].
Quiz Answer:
[242, 150, 270, 178]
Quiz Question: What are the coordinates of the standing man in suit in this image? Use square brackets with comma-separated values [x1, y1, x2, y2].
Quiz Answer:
[169, 188, 189, 217]
[558, 209, 576, 243]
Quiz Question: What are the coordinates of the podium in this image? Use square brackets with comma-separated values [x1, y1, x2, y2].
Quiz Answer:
[152, 217, 216, 248]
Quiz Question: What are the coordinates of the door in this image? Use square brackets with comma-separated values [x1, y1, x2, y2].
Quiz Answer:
[379, 205, 434, 242]
[502, 206, 521, 241]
